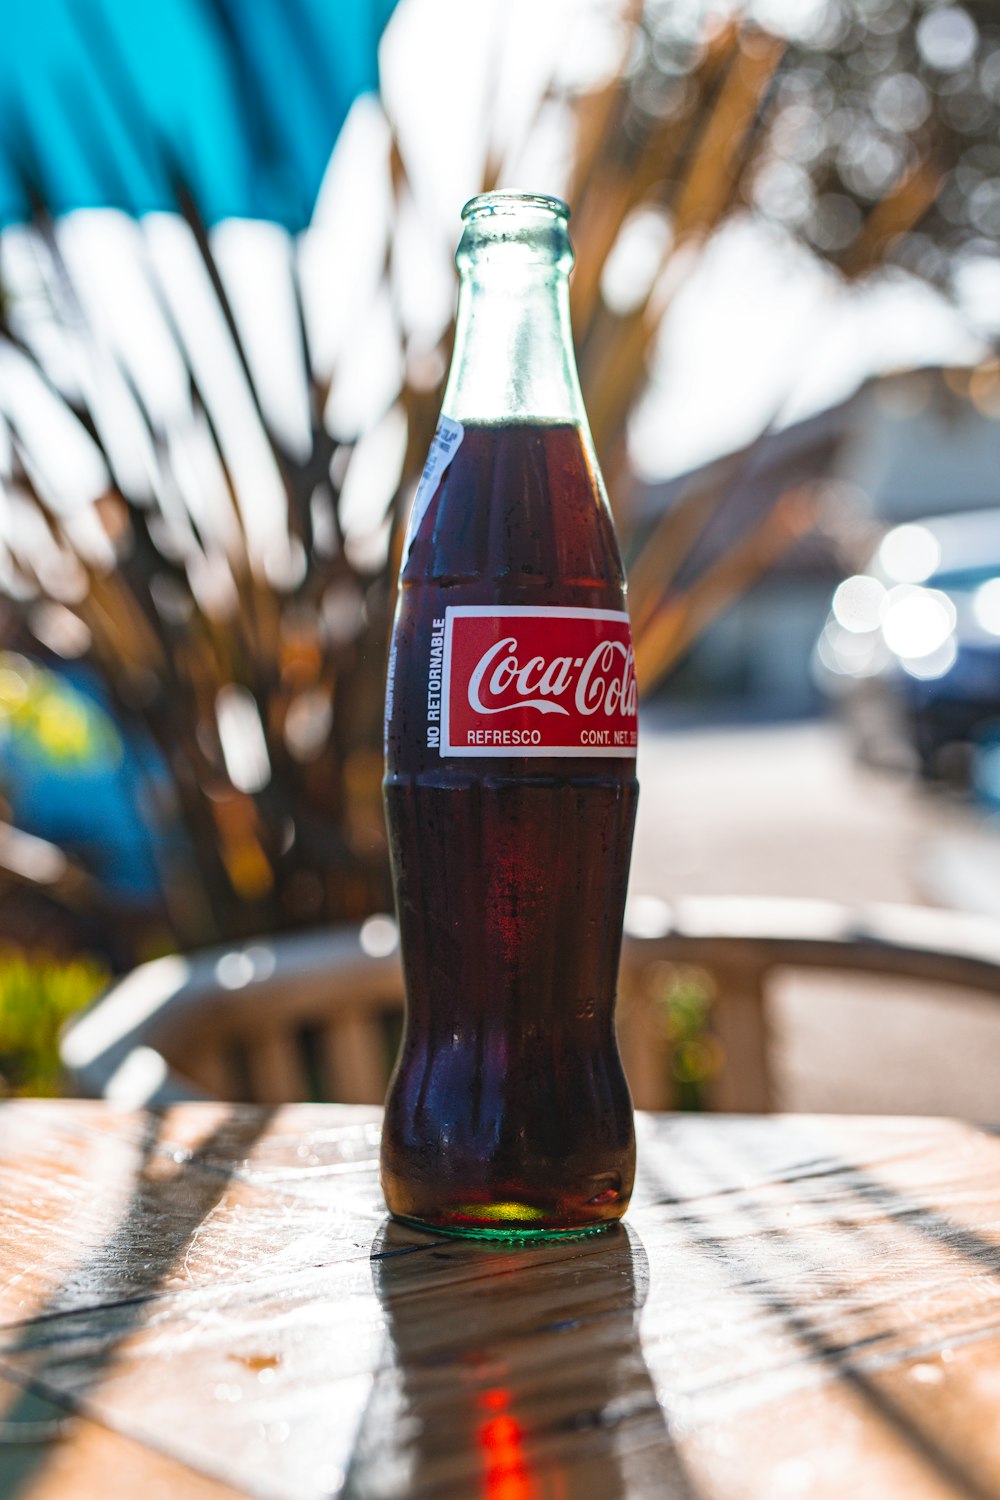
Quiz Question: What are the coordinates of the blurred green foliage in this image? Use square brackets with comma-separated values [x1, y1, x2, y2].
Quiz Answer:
[0, 950, 108, 1095]
[644, 960, 723, 1109]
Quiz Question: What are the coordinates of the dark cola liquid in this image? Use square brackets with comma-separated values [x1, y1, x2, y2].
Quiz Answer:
[382, 421, 637, 1236]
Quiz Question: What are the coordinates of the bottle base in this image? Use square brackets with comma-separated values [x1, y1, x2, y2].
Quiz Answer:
[389, 1211, 621, 1243]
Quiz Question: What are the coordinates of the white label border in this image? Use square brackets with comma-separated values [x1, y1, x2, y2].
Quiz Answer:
[403, 416, 464, 564]
[440, 604, 637, 759]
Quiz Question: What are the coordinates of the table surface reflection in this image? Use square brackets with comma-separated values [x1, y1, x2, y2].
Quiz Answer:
[2, 1102, 1000, 1499]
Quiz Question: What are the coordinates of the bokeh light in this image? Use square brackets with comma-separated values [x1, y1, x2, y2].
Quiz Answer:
[832, 574, 886, 633]
[877, 524, 942, 584]
[880, 585, 956, 659]
[974, 577, 1000, 635]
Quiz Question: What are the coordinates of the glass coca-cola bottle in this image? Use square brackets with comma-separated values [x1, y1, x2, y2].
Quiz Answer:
[381, 191, 638, 1237]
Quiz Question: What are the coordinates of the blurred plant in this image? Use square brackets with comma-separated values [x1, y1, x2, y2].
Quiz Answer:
[640, 958, 723, 1109]
[0, 0, 993, 953]
[724, 0, 1000, 285]
[0, 948, 108, 1094]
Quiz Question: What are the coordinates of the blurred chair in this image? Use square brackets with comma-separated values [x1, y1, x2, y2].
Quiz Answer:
[618, 896, 1000, 1111]
[60, 929, 403, 1109]
[60, 898, 1000, 1111]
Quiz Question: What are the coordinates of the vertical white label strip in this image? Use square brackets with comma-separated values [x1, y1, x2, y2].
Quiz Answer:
[402, 416, 464, 563]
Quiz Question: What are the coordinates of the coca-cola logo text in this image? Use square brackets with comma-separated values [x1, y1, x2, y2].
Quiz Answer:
[468, 636, 637, 719]
[440, 606, 638, 759]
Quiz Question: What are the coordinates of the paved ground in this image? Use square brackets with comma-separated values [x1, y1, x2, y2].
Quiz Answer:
[630, 712, 1000, 1118]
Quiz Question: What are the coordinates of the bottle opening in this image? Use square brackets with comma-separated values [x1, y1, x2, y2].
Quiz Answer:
[456, 192, 574, 281]
[462, 191, 570, 224]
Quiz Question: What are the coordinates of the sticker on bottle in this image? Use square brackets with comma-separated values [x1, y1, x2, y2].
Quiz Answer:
[403, 416, 464, 563]
[439, 605, 638, 758]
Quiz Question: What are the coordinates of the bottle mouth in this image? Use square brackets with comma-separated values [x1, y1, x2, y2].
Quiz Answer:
[461, 191, 570, 224]
[457, 192, 573, 276]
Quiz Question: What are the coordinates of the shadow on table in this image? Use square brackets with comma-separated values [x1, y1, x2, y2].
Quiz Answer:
[0, 1106, 274, 1500]
[640, 1132, 1000, 1500]
[342, 1220, 700, 1500]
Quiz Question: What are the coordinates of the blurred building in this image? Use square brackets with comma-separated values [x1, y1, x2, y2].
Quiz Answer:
[635, 366, 1000, 718]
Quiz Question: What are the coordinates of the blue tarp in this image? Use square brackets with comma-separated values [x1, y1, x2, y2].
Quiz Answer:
[0, 0, 397, 231]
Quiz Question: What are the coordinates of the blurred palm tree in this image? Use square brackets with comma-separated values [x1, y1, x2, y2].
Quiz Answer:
[0, 0, 996, 956]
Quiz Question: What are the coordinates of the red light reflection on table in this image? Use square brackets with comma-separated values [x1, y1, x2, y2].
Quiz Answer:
[478, 1387, 537, 1500]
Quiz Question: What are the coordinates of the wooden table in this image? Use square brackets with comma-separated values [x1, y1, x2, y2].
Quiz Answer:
[2, 1104, 1000, 1500]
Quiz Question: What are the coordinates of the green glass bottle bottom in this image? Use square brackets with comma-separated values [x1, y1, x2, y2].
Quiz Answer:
[390, 1212, 620, 1243]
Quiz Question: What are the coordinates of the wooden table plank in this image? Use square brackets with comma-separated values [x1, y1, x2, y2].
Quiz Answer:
[2, 1103, 1000, 1499]
[0, 1102, 384, 1328]
[0, 1374, 251, 1500]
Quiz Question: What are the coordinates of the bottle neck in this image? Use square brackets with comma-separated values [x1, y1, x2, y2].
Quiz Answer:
[440, 197, 588, 427]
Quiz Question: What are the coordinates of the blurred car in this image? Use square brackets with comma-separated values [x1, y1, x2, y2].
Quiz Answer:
[814, 510, 1000, 783]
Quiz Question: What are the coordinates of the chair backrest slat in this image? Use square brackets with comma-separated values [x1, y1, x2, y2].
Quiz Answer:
[246, 1029, 308, 1104]
[186, 1043, 239, 1101]
[323, 1011, 390, 1104]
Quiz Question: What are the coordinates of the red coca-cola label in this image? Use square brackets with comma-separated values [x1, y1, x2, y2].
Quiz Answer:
[438, 606, 638, 758]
